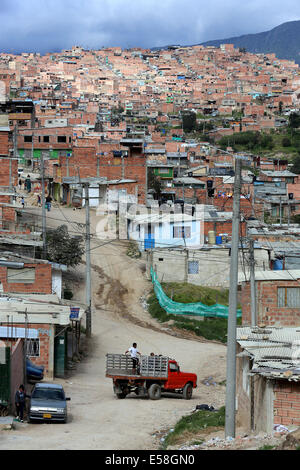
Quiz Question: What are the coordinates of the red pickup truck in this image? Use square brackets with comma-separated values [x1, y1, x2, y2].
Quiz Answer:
[106, 354, 197, 400]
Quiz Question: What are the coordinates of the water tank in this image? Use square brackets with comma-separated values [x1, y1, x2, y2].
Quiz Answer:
[273, 259, 283, 270]
[216, 235, 222, 245]
[208, 231, 216, 244]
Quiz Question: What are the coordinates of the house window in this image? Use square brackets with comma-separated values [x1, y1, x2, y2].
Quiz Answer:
[188, 261, 199, 274]
[24, 136, 32, 142]
[7, 267, 35, 283]
[173, 226, 191, 238]
[43, 136, 49, 143]
[57, 136, 66, 143]
[278, 287, 300, 307]
[26, 339, 40, 357]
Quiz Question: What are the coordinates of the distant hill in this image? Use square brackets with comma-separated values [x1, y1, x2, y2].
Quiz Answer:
[201, 20, 300, 64]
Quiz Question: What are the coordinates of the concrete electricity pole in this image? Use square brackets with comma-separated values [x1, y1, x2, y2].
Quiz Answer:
[84, 183, 92, 337]
[41, 152, 47, 259]
[249, 238, 257, 326]
[225, 156, 242, 439]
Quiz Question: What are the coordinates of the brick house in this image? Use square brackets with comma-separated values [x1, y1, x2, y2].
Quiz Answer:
[236, 326, 300, 433]
[0, 295, 85, 379]
[240, 270, 300, 327]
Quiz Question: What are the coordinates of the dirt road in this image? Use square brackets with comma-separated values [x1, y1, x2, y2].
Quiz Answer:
[0, 206, 227, 450]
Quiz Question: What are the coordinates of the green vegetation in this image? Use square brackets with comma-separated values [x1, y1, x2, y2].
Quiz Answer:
[161, 407, 225, 449]
[45, 225, 85, 267]
[147, 282, 241, 343]
[217, 127, 300, 157]
[218, 131, 275, 152]
[126, 241, 141, 259]
[258, 445, 276, 450]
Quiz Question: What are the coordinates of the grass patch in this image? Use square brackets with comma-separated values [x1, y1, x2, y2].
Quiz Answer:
[258, 445, 276, 450]
[162, 407, 225, 449]
[147, 283, 241, 343]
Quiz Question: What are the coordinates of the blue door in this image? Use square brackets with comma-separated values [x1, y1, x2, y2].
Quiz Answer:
[144, 236, 155, 250]
[144, 223, 155, 250]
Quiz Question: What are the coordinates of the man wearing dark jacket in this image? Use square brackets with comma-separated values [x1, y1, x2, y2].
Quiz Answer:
[15, 384, 29, 422]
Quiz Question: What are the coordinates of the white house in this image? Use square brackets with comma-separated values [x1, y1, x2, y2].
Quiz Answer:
[127, 211, 204, 251]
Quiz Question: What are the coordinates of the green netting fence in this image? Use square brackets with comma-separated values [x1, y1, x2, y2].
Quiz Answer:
[150, 267, 242, 318]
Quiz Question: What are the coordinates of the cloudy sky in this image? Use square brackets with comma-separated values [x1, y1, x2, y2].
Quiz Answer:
[0, 0, 299, 54]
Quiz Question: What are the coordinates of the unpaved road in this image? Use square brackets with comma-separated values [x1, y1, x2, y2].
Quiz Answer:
[0, 206, 227, 450]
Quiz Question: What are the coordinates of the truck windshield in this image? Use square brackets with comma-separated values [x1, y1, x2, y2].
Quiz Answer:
[32, 389, 65, 400]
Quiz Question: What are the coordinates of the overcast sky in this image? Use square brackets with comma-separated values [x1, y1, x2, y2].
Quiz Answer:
[0, 0, 299, 54]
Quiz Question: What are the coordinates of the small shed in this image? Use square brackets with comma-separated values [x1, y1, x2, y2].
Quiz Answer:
[236, 326, 300, 433]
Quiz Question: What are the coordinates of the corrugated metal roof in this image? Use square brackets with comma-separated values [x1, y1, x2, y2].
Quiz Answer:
[237, 326, 300, 380]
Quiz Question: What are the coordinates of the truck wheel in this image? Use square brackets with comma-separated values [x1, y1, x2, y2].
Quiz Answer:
[116, 392, 127, 399]
[148, 383, 161, 400]
[183, 383, 193, 400]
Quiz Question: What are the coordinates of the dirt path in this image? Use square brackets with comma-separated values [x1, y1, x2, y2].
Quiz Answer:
[0, 206, 227, 450]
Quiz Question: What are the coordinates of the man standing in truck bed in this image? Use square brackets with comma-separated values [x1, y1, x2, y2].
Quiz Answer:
[125, 342, 141, 375]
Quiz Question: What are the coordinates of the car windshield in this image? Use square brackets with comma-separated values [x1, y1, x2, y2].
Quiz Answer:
[32, 389, 65, 400]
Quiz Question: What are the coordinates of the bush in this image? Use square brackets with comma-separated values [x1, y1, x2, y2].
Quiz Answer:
[282, 137, 291, 147]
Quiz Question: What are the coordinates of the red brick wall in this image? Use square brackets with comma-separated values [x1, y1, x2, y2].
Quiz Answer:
[0, 263, 52, 294]
[241, 280, 300, 326]
[4, 323, 52, 377]
[273, 381, 300, 427]
[59, 146, 147, 204]
[204, 219, 246, 237]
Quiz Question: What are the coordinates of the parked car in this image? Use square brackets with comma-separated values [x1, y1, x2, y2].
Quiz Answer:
[26, 358, 44, 381]
[28, 383, 70, 423]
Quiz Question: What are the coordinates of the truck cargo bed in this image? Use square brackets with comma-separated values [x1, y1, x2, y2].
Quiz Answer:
[106, 354, 169, 379]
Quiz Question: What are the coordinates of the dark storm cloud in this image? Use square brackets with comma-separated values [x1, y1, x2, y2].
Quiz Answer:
[0, 0, 299, 53]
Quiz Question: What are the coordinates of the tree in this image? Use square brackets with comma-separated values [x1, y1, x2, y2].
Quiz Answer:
[148, 170, 162, 199]
[291, 153, 300, 174]
[45, 225, 85, 267]
[182, 111, 196, 132]
[289, 112, 300, 133]
[282, 137, 291, 147]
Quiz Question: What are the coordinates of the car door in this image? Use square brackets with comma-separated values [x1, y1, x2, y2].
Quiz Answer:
[167, 361, 181, 389]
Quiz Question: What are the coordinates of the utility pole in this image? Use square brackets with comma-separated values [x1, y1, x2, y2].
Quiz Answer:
[225, 156, 242, 439]
[41, 152, 47, 259]
[249, 238, 257, 326]
[279, 196, 282, 225]
[84, 183, 92, 337]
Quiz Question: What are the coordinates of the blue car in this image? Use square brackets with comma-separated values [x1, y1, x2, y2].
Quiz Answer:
[26, 358, 44, 381]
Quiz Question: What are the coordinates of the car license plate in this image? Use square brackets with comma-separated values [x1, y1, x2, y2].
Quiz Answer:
[43, 413, 52, 419]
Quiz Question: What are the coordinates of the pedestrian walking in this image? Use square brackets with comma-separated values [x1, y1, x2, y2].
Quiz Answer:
[37, 194, 41, 206]
[46, 194, 52, 212]
[21, 196, 25, 208]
